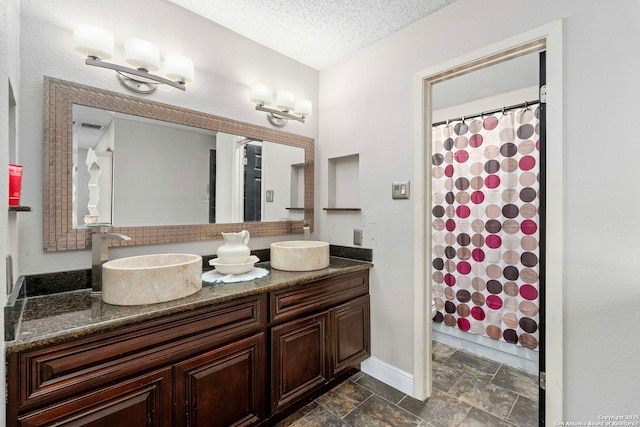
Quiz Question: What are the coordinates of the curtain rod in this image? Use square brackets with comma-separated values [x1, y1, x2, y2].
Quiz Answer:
[432, 99, 540, 127]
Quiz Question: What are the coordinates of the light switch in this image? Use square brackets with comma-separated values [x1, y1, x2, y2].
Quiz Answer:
[266, 190, 274, 202]
[392, 181, 410, 199]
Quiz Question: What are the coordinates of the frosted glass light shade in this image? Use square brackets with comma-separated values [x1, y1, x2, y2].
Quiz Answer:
[165, 55, 195, 83]
[295, 99, 313, 117]
[125, 38, 160, 71]
[276, 90, 296, 110]
[74, 25, 114, 60]
[250, 83, 273, 104]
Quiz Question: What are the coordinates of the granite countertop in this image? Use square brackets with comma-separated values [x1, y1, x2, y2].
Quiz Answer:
[6, 257, 372, 354]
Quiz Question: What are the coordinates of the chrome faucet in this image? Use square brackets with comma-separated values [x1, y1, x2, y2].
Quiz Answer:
[303, 218, 311, 241]
[89, 225, 131, 293]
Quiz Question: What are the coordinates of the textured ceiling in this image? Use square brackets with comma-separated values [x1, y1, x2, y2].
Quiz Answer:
[165, 0, 459, 70]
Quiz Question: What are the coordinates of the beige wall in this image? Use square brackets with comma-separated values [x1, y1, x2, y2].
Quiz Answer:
[319, 0, 640, 419]
[15, 0, 319, 275]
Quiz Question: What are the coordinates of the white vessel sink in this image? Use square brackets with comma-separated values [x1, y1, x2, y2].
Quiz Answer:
[270, 241, 330, 271]
[102, 253, 202, 305]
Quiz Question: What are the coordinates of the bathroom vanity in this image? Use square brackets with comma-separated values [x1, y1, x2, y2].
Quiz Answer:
[5, 258, 371, 426]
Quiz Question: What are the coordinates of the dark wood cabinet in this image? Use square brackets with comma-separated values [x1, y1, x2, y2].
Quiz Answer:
[271, 313, 329, 413]
[7, 295, 266, 427]
[268, 270, 371, 418]
[174, 333, 266, 427]
[329, 295, 371, 376]
[7, 268, 370, 427]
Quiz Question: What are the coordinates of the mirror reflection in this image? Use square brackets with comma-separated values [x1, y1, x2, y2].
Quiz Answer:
[72, 105, 305, 228]
[44, 77, 314, 252]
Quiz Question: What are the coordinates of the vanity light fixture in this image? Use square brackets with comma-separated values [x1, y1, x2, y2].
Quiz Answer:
[73, 24, 194, 94]
[250, 83, 312, 127]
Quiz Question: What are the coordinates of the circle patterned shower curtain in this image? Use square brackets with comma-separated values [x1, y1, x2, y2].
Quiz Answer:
[431, 107, 540, 351]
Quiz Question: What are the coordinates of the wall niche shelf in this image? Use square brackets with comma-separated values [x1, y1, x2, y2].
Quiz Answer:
[9, 206, 31, 212]
[327, 154, 359, 211]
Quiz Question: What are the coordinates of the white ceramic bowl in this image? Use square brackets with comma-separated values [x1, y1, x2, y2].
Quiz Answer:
[209, 255, 259, 275]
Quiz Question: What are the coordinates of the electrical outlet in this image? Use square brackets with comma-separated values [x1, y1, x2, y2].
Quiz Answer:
[354, 228, 363, 246]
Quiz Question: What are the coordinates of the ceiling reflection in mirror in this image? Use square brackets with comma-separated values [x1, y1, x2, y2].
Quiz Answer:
[72, 105, 304, 228]
[44, 77, 314, 252]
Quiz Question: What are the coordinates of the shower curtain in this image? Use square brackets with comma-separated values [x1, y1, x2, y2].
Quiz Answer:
[431, 107, 540, 351]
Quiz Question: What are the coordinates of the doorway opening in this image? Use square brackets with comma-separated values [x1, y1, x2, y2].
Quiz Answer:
[432, 48, 543, 361]
[412, 21, 563, 425]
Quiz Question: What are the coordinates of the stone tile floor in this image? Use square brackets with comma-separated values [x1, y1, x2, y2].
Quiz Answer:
[275, 341, 538, 427]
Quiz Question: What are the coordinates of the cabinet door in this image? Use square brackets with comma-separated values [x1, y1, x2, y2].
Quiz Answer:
[271, 313, 329, 413]
[329, 295, 371, 375]
[17, 368, 171, 427]
[174, 333, 266, 427]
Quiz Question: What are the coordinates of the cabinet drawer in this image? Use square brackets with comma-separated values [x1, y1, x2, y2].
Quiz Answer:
[15, 295, 265, 411]
[17, 368, 172, 427]
[269, 271, 369, 323]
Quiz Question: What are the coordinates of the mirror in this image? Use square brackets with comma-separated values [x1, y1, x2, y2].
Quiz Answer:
[44, 77, 314, 251]
[72, 105, 305, 227]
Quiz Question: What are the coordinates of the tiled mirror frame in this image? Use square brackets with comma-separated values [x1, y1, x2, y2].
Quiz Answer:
[43, 77, 314, 252]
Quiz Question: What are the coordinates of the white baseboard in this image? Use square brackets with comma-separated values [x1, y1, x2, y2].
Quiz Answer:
[360, 327, 538, 400]
[360, 356, 414, 396]
[432, 324, 539, 373]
